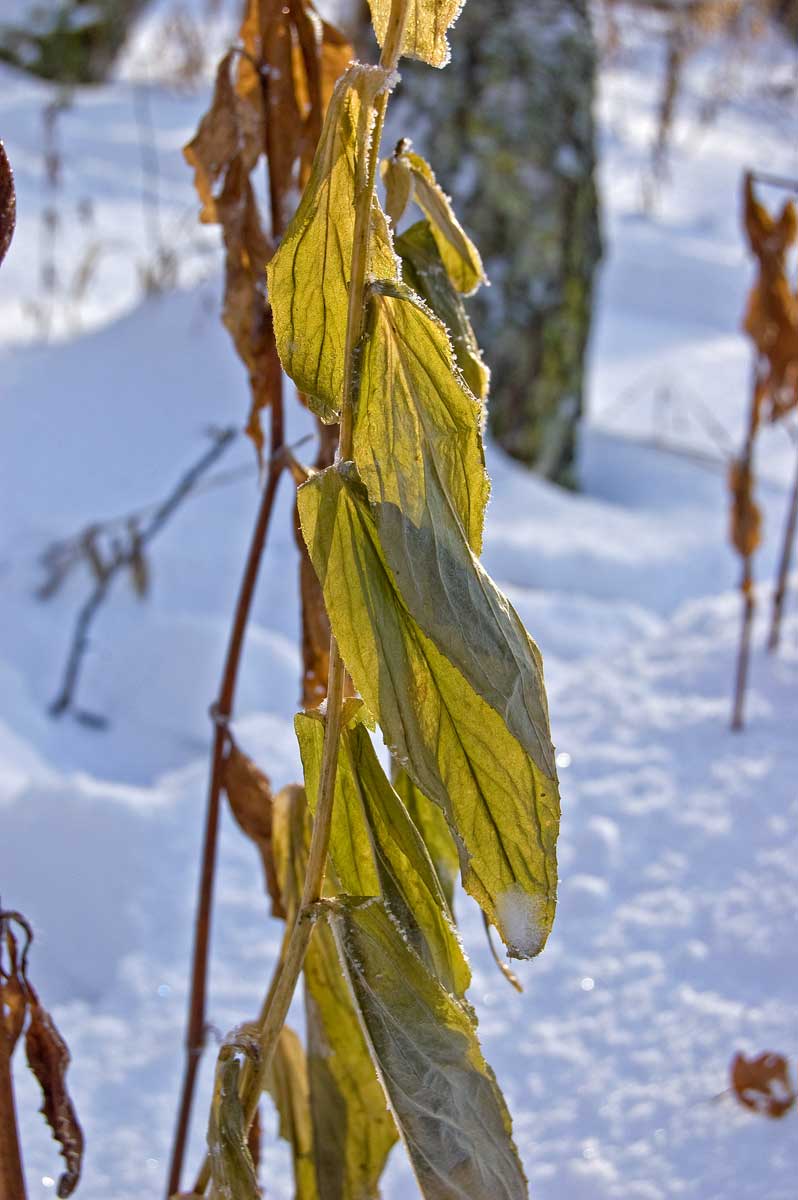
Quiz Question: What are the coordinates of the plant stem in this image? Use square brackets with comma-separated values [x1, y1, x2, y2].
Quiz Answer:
[731, 371, 760, 732]
[192, 4, 411, 1191]
[731, 557, 755, 731]
[0, 1040, 26, 1200]
[767, 443, 798, 652]
[166, 334, 284, 1200]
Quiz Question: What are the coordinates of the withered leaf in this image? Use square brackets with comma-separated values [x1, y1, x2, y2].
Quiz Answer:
[1, 921, 28, 1052]
[127, 521, 149, 599]
[741, 175, 798, 422]
[729, 458, 762, 560]
[223, 741, 285, 918]
[731, 1051, 796, 1119]
[0, 141, 15, 267]
[25, 987, 84, 1197]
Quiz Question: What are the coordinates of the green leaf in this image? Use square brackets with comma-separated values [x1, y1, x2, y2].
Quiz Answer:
[296, 706, 468, 996]
[394, 766, 459, 913]
[381, 148, 414, 228]
[328, 898, 529, 1200]
[354, 282, 556, 786]
[303, 912, 399, 1199]
[266, 62, 398, 422]
[356, 280, 488, 553]
[266, 1027, 318, 1200]
[271, 784, 398, 1199]
[390, 145, 485, 295]
[297, 467, 559, 957]
[367, 0, 465, 69]
[396, 218, 488, 401]
[207, 1037, 261, 1200]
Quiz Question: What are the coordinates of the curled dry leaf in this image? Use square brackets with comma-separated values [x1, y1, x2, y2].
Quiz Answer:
[0, 141, 15, 267]
[25, 987, 84, 1197]
[185, 3, 353, 456]
[731, 1051, 796, 1119]
[2, 912, 84, 1197]
[223, 741, 285, 918]
[742, 175, 798, 421]
[729, 458, 762, 560]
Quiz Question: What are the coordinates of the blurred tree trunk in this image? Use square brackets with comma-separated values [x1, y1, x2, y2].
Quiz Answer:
[0, 1, 150, 84]
[399, 0, 602, 484]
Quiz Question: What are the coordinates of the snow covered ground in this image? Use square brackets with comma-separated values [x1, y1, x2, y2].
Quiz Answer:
[1, 9, 797, 1199]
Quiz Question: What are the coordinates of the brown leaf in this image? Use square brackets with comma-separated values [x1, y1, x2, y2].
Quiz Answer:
[223, 742, 285, 918]
[127, 521, 149, 599]
[731, 1051, 796, 1119]
[25, 988, 84, 1197]
[0, 141, 15, 267]
[742, 175, 798, 420]
[184, 51, 245, 224]
[1, 923, 28, 1053]
[729, 458, 762, 559]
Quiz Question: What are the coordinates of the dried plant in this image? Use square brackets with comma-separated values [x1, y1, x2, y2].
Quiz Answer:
[172, 1, 561, 1197]
[1, 909, 84, 1200]
[731, 172, 798, 729]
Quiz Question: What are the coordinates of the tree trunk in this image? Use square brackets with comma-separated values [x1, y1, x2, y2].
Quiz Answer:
[399, 0, 602, 483]
[0, 1, 151, 84]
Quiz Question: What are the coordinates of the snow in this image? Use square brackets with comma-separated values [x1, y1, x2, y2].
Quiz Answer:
[1, 10, 797, 1200]
[496, 886, 549, 959]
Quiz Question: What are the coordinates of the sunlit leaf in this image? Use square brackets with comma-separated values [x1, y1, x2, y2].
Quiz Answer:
[207, 1037, 261, 1200]
[266, 1026, 317, 1199]
[367, 0, 464, 68]
[396, 219, 489, 401]
[394, 767, 459, 913]
[267, 63, 398, 422]
[271, 785, 398, 1198]
[329, 898, 528, 1199]
[391, 145, 485, 294]
[296, 707, 468, 994]
[381, 146, 414, 228]
[356, 280, 488, 551]
[354, 283, 556, 798]
[298, 467, 558, 957]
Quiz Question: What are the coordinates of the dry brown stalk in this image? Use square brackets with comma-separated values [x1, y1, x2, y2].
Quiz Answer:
[167, 4, 353, 1192]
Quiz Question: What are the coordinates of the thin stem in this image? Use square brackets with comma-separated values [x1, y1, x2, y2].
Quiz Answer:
[731, 559, 755, 731]
[767, 444, 798, 652]
[0, 1046, 26, 1200]
[0, 912, 27, 1200]
[731, 370, 760, 732]
[166, 338, 284, 1199]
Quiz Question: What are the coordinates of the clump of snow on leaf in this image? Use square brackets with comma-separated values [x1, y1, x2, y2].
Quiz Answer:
[495, 885, 548, 958]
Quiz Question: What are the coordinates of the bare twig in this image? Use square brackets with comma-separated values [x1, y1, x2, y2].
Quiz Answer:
[0, 911, 30, 1200]
[48, 427, 237, 721]
[166, 375, 284, 1198]
[767, 444, 798, 651]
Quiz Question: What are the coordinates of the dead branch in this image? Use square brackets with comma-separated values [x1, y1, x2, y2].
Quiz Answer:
[48, 427, 237, 723]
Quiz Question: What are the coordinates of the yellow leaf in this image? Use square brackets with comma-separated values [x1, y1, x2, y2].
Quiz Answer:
[267, 63, 398, 422]
[298, 467, 559, 958]
[367, 0, 465, 68]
